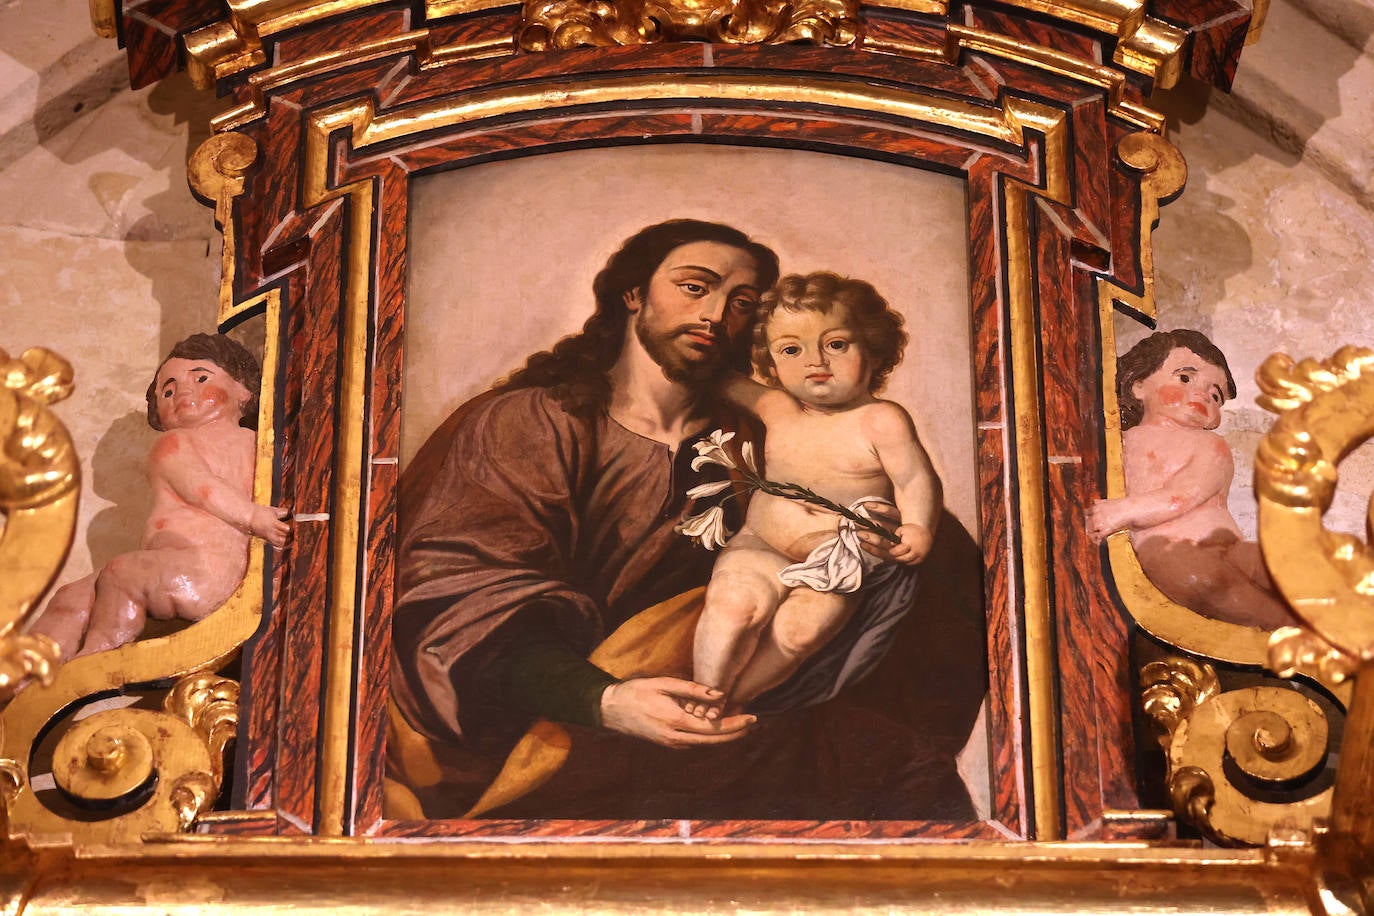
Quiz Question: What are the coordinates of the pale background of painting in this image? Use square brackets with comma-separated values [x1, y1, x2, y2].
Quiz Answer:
[403, 145, 990, 817]
[403, 145, 979, 539]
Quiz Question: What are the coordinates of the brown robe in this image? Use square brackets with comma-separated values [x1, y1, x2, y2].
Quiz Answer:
[390, 385, 987, 821]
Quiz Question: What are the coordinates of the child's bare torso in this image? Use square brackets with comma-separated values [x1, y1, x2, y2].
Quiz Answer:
[740, 403, 893, 560]
[144, 424, 255, 568]
[1124, 423, 1240, 544]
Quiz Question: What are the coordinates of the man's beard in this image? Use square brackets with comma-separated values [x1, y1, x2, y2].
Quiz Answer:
[634, 312, 730, 385]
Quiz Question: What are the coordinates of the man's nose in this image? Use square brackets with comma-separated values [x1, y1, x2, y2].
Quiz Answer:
[698, 293, 727, 325]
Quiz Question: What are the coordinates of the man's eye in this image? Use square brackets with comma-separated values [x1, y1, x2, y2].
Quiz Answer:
[197, 374, 209, 383]
[730, 298, 756, 313]
[163, 389, 173, 398]
[1178, 373, 1191, 383]
[680, 282, 707, 295]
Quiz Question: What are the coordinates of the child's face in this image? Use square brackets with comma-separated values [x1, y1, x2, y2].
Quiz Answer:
[154, 357, 252, 430]
[1132, 347, 1228, 430]
[765, 305, 873, 410]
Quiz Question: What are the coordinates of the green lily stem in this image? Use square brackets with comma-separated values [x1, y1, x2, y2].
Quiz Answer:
[747, 475, 902, 545]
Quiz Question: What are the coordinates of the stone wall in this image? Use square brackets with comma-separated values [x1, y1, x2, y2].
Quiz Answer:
[1, 0, 1371, 592]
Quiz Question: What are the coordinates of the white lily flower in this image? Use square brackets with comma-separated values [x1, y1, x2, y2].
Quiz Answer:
[739, 439, 758, 475]
[677, 504, 730, 550]
[690, 429, 737, 472]
[686, 479, 733, 500]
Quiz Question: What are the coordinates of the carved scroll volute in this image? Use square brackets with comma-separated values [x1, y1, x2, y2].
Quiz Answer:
[0, 347, 76, 699]
[1142, 659, 1332, 846]
[519, 0, 861, 51]
[1254, 347, 1374, 868]
[22, 672, 239, 840]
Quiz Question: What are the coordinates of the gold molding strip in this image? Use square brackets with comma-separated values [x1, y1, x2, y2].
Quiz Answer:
[996, 0, 1144, 38]
[88, 0, 117, 38]
[211, 22, 1166, 134]
[301, 103, 377, 837]
[1112, 16, 1186, 91]
[184, 0, 402, 90]
[426, 0, 518, 17]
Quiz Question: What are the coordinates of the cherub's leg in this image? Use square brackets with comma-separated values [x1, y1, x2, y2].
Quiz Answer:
[80, 551, 183, 656]
[28, 574, 96, 661]
[691, 539, 788, 716]
[1138, 540, 1296, 630]
[729, 589, 857, 707]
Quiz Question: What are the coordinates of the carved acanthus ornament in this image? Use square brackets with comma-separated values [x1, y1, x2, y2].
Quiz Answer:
[0, 347, 76, 699]
[518, 0, 860, 50]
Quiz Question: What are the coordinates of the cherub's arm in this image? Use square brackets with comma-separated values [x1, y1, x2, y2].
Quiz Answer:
[1087, 433, 1232, 541]
[718, 371, 794, 422]
[865, 402, 942, 564]
[150, 431, 290, 546]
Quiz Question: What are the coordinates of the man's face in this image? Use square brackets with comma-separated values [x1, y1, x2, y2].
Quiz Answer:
[623, 241, 762, 384]
[154, 357, 252, 430]
[1132, 347, 1228, 430]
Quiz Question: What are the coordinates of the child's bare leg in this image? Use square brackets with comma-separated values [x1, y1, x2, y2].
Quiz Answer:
[81, 551, 185, 656]
[29, 574, 96, 660]
[730, 589, 857, 707]
[691, 540, 788, 717]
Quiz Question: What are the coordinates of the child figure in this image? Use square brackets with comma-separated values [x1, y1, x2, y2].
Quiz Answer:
[689, 272, 940, 716]
[1087, 329, 1297, 630]
[31, 334, 290, 659]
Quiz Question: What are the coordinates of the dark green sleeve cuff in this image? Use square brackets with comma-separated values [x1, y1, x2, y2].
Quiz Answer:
[481, 633, 618, 728]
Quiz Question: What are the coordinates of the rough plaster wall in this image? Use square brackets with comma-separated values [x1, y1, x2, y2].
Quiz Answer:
[1, 0, 1371, 591]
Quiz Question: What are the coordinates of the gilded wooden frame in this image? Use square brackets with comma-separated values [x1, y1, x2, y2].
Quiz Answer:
[4, 0, 1372, 911]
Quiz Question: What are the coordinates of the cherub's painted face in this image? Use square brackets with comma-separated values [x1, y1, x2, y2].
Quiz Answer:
[1132, 347, 1228, 430]
[765, 305, 873, 411]
[155, 358, 252, 430]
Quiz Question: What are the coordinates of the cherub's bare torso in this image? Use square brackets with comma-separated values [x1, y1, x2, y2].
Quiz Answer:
[1122, 424, 1239, 545]
[742, 403, 894, 559]
[141, 423, 257, 614]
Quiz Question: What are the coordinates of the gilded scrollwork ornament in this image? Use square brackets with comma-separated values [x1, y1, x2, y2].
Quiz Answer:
[1142, 657, 1334, 847]
[37, 671, 239, 837]
[1255, 347, 1374, 661]
[518, 0, 860, 51]
[0, 346, 77, 699]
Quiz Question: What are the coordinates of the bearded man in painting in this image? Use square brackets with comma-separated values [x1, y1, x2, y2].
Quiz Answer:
[388, 219, 985, 821]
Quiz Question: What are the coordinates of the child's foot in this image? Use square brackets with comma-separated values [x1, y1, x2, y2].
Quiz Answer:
[680, 699, 725, 720]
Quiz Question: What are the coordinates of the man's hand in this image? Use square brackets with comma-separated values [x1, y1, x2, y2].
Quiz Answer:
[600, 677, 754, 748]
[249, 504, 291, 548]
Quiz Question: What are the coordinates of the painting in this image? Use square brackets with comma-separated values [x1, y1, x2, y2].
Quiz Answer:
[385, 145, 991, 824]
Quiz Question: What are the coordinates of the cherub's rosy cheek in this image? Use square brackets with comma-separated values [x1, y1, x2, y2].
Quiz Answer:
[1157, 385, 1185, 406]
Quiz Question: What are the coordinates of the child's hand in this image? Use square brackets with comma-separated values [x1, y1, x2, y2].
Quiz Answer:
[889, 523, 933, 565]
[1086, 499, 1123, 543]
[249, 504, 291, 547]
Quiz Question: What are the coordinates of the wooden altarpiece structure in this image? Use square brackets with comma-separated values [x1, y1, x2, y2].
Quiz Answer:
[3, 0, 1374, 911]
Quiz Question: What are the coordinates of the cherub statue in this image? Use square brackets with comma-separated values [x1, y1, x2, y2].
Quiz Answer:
[30, 334, 289, 659]
[1087, 329, 1297, 630]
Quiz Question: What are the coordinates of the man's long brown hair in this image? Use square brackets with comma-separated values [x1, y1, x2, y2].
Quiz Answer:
[495, 219, 780, 415]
